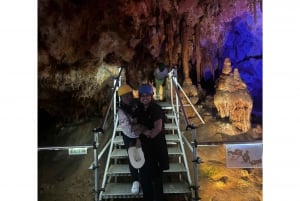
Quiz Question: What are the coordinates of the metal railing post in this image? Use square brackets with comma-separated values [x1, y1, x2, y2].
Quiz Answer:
[170, 67, 180, 121]
[92, 127, 103, 201]
[190, 127, 202, 201]
[114, 67, 122, 123]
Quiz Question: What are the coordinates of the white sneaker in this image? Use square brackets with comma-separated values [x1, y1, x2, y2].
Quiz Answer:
[131, 181, 140, 194]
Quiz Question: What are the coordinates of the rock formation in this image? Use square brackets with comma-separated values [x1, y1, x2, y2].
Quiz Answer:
[38, 0, 262, 123]
[214, 58, 253, 134]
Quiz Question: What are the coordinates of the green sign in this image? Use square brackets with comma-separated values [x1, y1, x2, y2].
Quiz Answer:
[68, 147, 87, 155]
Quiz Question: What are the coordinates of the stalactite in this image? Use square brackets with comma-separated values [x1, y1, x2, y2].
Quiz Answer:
[248, 0, 257, 24]
[195, 22, 201, 86]
[180, 14, 191, 84]
[201, 49, 208, 79]
[166, 16, 175, 66]
[208, 47, 214, 77]
[171, 9, 180, 66]
[259, 0, 262, 12]
[253, 0, 257, 24]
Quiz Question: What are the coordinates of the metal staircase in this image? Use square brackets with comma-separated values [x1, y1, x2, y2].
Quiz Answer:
[86, 67, 204, 201]
[99, 100, 192, 200]
[38, 66, 262, 201]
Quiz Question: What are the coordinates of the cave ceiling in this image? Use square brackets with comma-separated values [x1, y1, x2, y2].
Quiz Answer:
[38, 0, 262, 122]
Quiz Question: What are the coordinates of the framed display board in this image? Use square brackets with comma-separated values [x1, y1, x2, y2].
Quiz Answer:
[226, 143, 262, 168]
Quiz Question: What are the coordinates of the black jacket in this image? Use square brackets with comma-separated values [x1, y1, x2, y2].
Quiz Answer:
[135, 101, 169, 171]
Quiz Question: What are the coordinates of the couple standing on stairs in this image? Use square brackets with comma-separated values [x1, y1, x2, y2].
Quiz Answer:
[117, 83, 170, 201]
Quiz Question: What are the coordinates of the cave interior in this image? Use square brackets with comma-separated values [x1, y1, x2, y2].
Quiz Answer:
[38, 0, 263, 200]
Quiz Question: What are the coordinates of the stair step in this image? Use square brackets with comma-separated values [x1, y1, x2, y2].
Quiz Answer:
[116, 126, 122, 132]
[113, 134, 179, 145]
[164, 163, 187, 173]
[165, 134, 179, 141]
[107, 163, 187, 176]
[101, 182, 190, 199]
[116, 122, 177, 132]
[111, 147, 183, 158]
[157, 101, 173, 110]
[164, 122, 177, 130]
[166, 113, 176, 119]
[102, 183, 143, 199]
[107, 164, 130, 175]
[113, 135, 124, 145]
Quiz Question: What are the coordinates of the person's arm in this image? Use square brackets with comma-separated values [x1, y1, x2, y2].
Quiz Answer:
[143, 118, 163, 138]
[118, 109, 137, 138]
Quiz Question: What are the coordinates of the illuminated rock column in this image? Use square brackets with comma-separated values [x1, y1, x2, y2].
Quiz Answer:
[180, 16, 199, 117]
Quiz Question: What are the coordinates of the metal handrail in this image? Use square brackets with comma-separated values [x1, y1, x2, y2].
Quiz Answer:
[196, 140, 263, 146]
[166, 69, 194, 187]
[171, 107, 193, 185]
[38, 145, 93, 151]
[88, 138, 112, 170]
[91, 66, 124, 201]
[175, 83, 205, 124]
[180, 132, 193, 152]
[98, 67, 123, 200]
[99, 115, 120, 200]
[169, 68, 201, 201]
[96, 67, 124, 131]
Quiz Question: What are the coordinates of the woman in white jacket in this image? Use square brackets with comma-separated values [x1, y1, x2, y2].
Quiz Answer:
[117, 84, 144, 194]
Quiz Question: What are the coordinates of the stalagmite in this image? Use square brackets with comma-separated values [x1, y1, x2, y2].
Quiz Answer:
[214, 58, 253, 134]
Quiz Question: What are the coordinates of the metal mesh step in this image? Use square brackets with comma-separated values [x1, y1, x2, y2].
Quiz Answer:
[166, 113, 176, 119]
[111, 146, 183, 158]
[116, 122, 177, 132]
[113, 134, 179, 146]
[164, 123, 177, 130]
[157, 101, 173, 110]
[165, 134, 179, 141]
[113, 135, 124, 145]
[107, 162, 187, 176]
[101, 182, 190, 199]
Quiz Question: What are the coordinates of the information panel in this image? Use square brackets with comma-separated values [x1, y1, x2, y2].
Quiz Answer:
[226, 143, 262, 168]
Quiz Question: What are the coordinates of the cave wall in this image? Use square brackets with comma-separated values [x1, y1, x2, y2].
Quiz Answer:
[38, 0, 262, 123]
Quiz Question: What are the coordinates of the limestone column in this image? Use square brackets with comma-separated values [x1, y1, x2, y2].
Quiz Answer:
[179, 15, 199, 116]
[181, 17, 192, 85]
